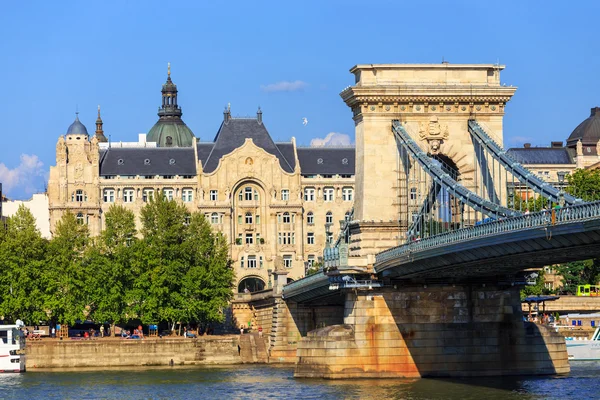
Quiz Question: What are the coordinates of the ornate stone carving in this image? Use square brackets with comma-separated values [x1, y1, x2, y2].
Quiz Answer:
[274, 255, 284, 271]
[418, 116, 449, 154]
[56, 136, 67, 163]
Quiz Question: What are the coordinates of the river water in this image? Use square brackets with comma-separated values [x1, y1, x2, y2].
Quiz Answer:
[1, 362, 599, 399]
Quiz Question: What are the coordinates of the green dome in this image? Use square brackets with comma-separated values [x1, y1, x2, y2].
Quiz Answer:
[147, 120, 195, 147]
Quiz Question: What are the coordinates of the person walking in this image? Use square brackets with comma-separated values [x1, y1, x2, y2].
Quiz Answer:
[100, 325, 105, 338]
[51, 326, 56, 338]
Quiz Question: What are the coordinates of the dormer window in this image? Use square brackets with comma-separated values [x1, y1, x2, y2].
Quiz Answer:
[169, 159, 176, 165]
[144, 159, 151, 165]
[118, 159, 124, 165]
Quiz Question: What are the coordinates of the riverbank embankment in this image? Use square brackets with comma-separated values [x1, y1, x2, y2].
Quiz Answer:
[25, 335, 257, 369]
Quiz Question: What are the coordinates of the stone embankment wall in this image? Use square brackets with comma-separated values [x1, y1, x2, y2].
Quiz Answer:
[295, 285, 569, 379]
[26, 336, 241, 369]
[522, 295, 600, 313]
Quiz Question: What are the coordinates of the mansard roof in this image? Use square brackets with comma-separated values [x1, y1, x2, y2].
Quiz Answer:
[297, 147, 355, 175]
[506, 147, 575, 165]
[202, 118, 295, 173]
[99, 147, 197, 176]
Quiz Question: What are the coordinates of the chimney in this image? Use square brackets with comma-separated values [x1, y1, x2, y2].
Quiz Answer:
[551, 141, 563, 148]
[257, 107, 263, 124]
[524, 143, 531, 148]
[223, 107, 231, 123]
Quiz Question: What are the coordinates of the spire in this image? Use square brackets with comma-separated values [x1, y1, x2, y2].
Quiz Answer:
[95, 105, 108, 142]
[168, 62, 171, 78]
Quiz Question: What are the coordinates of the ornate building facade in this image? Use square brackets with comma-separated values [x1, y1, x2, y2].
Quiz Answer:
[48, 70, 355, 292]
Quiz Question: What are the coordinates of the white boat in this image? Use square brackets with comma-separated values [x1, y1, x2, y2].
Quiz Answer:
[566, 327, 600, 361]
[0, 325, 26, 372]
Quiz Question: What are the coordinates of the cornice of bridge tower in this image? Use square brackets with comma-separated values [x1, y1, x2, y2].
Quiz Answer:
[340, 63, 517, 112]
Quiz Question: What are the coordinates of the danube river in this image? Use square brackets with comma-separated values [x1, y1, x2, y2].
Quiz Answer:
[1, 363, 599, 399]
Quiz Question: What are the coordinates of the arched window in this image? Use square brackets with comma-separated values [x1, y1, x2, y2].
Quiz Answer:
[307, 212, 314, 225]
[244, 187, 253, 201]
[76, 213, 84, 225]
[326, 211, 333, 224]
[323, 187, 334, 202]
[74, 189, 86, 202]
[245, 212, 253, 224]
[237, 276, 266, 293]
[211, 213, 219, 224]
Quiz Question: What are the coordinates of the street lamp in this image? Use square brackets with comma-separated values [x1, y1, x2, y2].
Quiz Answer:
[507, 185, 515, 209]
[557, 171, 566, 207]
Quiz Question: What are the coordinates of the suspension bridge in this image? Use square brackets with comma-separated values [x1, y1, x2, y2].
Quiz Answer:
[240, 64, 599, 379]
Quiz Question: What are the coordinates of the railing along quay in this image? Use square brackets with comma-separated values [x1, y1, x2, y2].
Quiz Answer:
[376, 201, 600, 266]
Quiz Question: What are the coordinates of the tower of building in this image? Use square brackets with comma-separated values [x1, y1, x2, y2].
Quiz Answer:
[146, 63, 195, 147]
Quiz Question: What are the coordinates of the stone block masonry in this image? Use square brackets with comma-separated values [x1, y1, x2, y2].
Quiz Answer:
[295, 285, 569, 379]
[26, 337, 242, 369]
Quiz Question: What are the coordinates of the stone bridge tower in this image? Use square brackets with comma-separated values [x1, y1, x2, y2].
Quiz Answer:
[341, 63, 516, 267]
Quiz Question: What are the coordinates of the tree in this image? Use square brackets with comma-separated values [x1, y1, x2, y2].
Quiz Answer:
[43, 212, 90, 325]
[0, 205, 48, 324]
[566, 169, 600, 201]
[84, 205, 137, 335]
[132, 195, 193, 327]
[554, 260, 600, 294]
[130, 195, 234, 330]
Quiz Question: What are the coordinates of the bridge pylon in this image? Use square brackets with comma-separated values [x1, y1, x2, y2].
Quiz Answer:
[340, 63, 516, 267]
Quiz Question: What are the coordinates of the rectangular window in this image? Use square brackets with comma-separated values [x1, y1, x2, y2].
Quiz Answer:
[247, 255, 257, 268]
[163, 189, 174, 201]
[322, 174, 333, 178]
[182, 189, 193, 202]
[245, 233, 253, 245]
[210, 190, 218, 201]
[278, 232, 295, 245]
[326, 232, 333, 245]
[307, 232, 314, 245]
[281, 189, 289, 201]
[304, 188, 315, 201]
[256, 215, 260, 224]
[238, 215, 242, 224]
[245, 214, 253, 224]
[283, 255, 293, 269]
[103, 189, 115, 203]
[324, 187, 334, 202]
[142, 189, 154, 202]
[163, 175, 174, 179]
[123, 189, 134, 203]
[144, 175, 154, 180]
[342, 187, 354, 201]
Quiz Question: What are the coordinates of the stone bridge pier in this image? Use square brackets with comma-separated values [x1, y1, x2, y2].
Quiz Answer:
[294, 284, 569, 378]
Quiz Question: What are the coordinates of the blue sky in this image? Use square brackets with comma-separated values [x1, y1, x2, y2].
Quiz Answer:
[0, 0, 598, 199]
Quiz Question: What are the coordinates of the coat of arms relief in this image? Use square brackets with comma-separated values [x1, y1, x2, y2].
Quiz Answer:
[418, 116, 449, 155]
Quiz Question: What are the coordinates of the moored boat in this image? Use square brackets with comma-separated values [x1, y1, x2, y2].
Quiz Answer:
[566, 327, 600, 361]
[0, 325, 26, 372]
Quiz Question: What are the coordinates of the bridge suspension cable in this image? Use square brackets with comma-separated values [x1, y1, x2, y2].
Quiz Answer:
[393, 121, 521, 231]
[468, 120, 582, 205]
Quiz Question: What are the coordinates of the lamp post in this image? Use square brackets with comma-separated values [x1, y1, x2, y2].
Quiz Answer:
[557, 171, 566, 207]
[507, 185, 515, 209]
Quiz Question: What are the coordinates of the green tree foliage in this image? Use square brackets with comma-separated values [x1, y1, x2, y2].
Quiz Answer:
[132, 195, 234, 327]
[0, 206, 48, 324]
[554, 260, 600, 294]
[44, 212, 90, 325]
[520, 269, 546, 299]
[0, 198, 233, 328]
[511, 194, 552, 212]
[83, 205, 137, 334]
[566, 169, 600, 201]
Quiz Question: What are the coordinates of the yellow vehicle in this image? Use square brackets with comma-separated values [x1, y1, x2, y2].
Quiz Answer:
[577, 284, 600, 296]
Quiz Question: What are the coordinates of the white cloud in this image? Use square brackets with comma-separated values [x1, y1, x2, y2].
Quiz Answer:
[310, 132, 353, 147]
[260, 80, 308, 93]
[0, 154, 46, 198]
